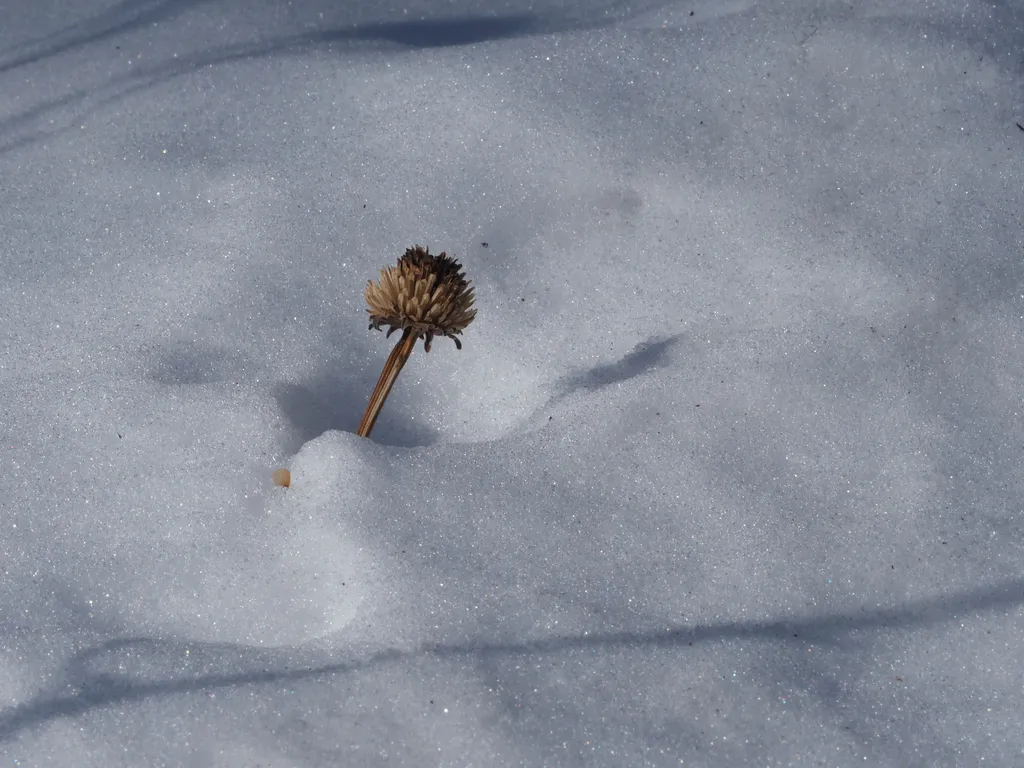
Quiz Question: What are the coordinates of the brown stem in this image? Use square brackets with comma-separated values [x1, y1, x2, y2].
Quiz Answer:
[357, 328, 417, 438]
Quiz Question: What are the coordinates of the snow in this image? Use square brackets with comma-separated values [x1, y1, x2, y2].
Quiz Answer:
[2, 0, 1023, 765]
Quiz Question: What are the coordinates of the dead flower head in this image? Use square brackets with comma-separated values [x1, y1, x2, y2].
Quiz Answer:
[365, 245, 476, 351]
[356, 245, 477, 439]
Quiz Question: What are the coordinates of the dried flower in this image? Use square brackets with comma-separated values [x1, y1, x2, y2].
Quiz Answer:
[365, 246, 476, 352]
[357, 246, 476, 438]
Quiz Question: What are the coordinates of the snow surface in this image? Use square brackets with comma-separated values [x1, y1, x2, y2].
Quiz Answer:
[2, 0, 1023, 765]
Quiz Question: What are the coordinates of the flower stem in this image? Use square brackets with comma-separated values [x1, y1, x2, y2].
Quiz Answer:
[357, 328, 417, 438]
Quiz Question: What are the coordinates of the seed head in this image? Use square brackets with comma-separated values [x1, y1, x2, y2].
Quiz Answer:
[365, 246, 477, 351]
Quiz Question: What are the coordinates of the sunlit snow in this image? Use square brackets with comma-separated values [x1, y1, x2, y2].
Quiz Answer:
[2, 0, 1023, 765]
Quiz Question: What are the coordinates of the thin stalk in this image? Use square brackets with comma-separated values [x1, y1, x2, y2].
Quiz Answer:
[357, 328, 417, 438]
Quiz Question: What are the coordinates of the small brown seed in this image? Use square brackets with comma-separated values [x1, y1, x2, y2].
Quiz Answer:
[272, 468, 291, 488]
